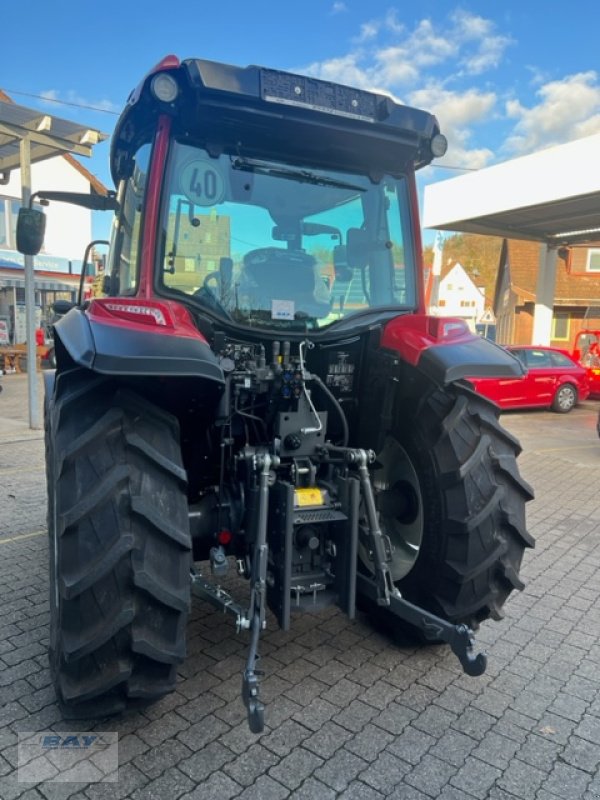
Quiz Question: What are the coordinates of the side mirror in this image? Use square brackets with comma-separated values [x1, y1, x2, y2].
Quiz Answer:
[16, 208, 46, 256]
[346, 228, 369, 269]
[333, 245, 353, 282]
[52, 299, 74, 316]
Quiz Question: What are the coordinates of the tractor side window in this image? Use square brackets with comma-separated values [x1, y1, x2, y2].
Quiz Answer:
[105, 143, 151, 296]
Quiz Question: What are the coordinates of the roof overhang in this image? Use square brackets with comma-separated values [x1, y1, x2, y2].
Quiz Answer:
[0, 99, 108, 178]
[423, 133, 600, 246]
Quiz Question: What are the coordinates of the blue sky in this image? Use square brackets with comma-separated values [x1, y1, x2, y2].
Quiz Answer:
[2, 1, 599, 244]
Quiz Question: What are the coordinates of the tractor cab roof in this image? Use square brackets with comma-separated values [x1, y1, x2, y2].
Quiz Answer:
[111, 55, 445, 186]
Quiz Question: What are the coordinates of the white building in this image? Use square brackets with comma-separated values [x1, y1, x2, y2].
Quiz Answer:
[432, 262, 485, 331]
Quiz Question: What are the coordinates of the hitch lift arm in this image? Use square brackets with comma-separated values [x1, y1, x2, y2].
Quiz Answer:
[336, 446, 487, 678]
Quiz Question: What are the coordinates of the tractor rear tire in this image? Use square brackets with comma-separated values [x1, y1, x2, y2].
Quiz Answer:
[47, 368, 191, 717]
[359, 376, 534, 636]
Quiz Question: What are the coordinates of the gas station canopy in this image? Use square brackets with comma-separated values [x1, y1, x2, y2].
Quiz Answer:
[423, 132, 600, 246]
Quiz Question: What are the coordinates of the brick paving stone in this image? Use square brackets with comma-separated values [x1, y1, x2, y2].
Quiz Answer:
[337, 781, 385, 799]
[452, 707, 496, 739]
[178, 741, 236, 782]
[435, 686, 477, 715]
[262, 695, 303, 729]
[358, 749, 410, 795]
[496, 758, 547, 797]
[344, 724, 394, 762]
[404, 753, 458, 797]
[430, 729, 477, 767]
[130, 766, 195, 800]
[283, 777, 335, 799]
[223, 742, 279, 787]
[332, 698, 378, 732]
[387, 786, 430, 800]
[437, 788, 482, 800]
[280, 676, 322, 706]
[562, 734, 600, 773]
[291, 697, 338, 731]
[84, 764, 150, 800]
[575, 713, 600, 745]
[133, 739, 192, 780]
[137, 713, 189, 747]
[309, 659, 350, 686]
[472, 730, 521, 769]
[320, 677, 362, 707]
[449, 756, 501, 799]
[347, 661, 388, 688]
[235, 774, 289, 800]
[301, 721, 353, 759]
[116, 733, 149, 765]
[313, 747, 369, 792]
[260, 719, 310, 757]
[267, 747, 323, 790]
[412, 704, 457, 737]
[518, 732, 562, 771]
[387, 725, 436, 765]
[372, 702, 418, 735]
[542, 762, 592, 798]
[179, 771, 242, 800]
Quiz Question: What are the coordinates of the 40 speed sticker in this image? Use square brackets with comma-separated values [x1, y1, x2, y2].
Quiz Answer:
[180, 159, 226, 206]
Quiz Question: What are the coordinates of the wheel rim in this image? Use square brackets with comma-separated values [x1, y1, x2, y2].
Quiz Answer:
[557, 385, 575, 411]
[358, 437, 424, 582]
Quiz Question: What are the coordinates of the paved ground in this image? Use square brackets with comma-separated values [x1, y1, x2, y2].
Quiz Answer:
[1, 371, 600, 800]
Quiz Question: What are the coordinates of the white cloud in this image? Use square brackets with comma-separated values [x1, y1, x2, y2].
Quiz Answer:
[330, 2, 347, 14]
[299, 8, 513, 168]
[303, 8, 510, 92]
[40, 88, 119, 114]
[503, 71, 600, 154]
[408, 85, 497, 169]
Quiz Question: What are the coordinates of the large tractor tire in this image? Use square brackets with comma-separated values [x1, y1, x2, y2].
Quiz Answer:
[46, 368, 191, 717]
[359, 376, 534, 636]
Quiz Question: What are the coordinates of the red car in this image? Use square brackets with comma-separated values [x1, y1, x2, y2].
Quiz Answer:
[469, 345, 590, 413]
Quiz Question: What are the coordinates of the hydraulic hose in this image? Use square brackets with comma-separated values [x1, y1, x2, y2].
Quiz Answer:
[311, 373, 350, 447]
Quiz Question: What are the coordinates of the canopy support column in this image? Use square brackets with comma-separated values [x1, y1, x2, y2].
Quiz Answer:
[532, 244, 558, 346]
[19, 136, 40, 429]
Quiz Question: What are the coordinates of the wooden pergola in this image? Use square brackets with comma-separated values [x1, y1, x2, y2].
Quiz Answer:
[0, 97, 108, 428]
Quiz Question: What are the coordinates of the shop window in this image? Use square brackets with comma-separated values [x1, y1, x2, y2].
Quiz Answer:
[587, 249, 600, 272]
[552, 311, 570, 341]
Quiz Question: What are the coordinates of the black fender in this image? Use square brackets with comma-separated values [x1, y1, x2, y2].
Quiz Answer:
[54, 307, 224, 383]
[417, 337, 526, 385]
[381, 315, 526, 386]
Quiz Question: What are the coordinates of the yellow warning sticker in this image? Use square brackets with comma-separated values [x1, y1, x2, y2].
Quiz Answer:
[294, 487, 325, 507]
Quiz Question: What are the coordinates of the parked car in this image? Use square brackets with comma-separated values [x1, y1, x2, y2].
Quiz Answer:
[468, 345, 590, 413]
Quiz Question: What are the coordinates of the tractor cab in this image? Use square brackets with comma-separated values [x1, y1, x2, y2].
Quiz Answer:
[103, 56, 448, 337]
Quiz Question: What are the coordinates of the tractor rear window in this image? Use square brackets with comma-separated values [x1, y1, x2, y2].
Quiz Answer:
[157, 142, 417, 330]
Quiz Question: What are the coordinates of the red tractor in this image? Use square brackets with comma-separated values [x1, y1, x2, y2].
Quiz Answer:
[571, 328, 600, 398]
[17, 55, 533, 731]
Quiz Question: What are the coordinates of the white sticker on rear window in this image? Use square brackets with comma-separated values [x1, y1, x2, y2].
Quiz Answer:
[271, 299, 295, 320]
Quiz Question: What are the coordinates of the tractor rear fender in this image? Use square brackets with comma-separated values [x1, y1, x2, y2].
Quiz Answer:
[382, 314, 525, 385]
[53, 299, 224, 383]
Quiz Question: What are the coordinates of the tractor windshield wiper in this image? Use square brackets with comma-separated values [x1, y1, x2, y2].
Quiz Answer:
[231, 158, 366, 192]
